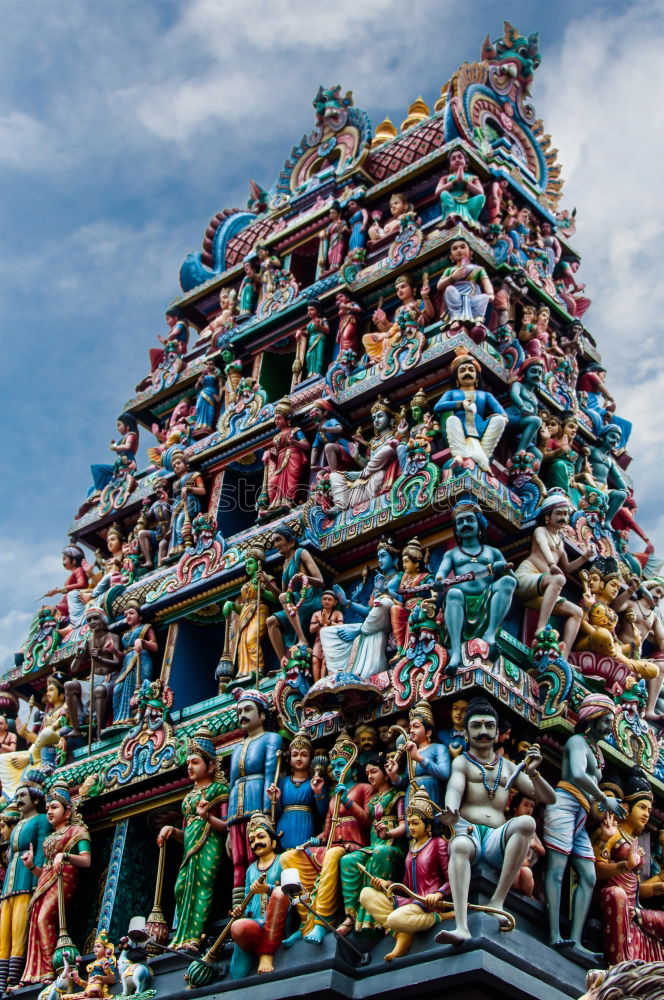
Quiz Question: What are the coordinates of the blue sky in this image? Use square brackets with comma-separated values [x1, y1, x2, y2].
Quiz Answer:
[1, 0, 662, 666]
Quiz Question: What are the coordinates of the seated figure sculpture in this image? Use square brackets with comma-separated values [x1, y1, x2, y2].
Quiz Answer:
[435, 149, 486, 227]
[433, 351, 507, 473]
[435, 698, 556, 946]
[434, 498, 516, 672]
[361, 274, 434, 367]
[328, 398, 403, 513]
[436, 238, 494, 337]
[505, 358, 545, 459]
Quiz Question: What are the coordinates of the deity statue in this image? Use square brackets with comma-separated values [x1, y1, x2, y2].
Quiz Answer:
[146, 308, 189, 375]
[376, 192, 418, 239]
[267, 730, 327, 850]
[436, 238, 494, 336]
[227, 691, 282, 904]
[66, 606, 121, 741]
[318, 202, 349, 273]
[20, 784, 91, 985]
[435, 149, 486, 227]
[385, 701, 450, 809]
[515, 490, 590, 652]
[60, 931, 117, 1000]
[223, 545, 277, 679]
[437, 698, 469, 758]
[543, 693, 625, 958]
[555, 258, 591, 318]
[158, 451, 206, 563]
[575, 561, 658, 681]
[137, 486, 172, 569]
[198, 288, 238, 344]
[113, 603, 157, 727]
[256, 399, 310, 519]
[0, 718, 16, 755]
[387, 538, 435, 657]
[433, 351, 508, 473]
[309, 400, 357, 472]
[256, 244, 285, 299]
[360, 787, 448, 960]
[147, 398, 194, 471]
[584, 426, 628, 529]
[361, 274, 434, 366]
[399, 388, 440, 459]
[435, 698, 555, 946]
[192, 359, 221, 436]
[593, 769, 664, 964]
[337, 752, 406, 935]
[87, 523, 124, 602]
[324, 538, 400, 679]
[308, 591, 344, 683]
[541, 412, 583, 495]
[434, 498, 517, 672]
[335, 292, 362, 358]
[13, 673, 70, 773]
[328, 398, 403, 513]
[508, 792, 545, 896]
[264, 526, 324, 667]
[238, 259, 261, 317]
[294, 301, 329, 380]
[229, 812, 290, 979]
[281, 733, 371, 945]
[44, 545, 89, 630]
[354, 725, 379, 774]
[536, 220, 562, 277]
[615, 577, 664, 721]
[346, 194, 369, 256]
[157, 727, 228, 951]
[505, 358, 545, 458]
[0, 771, 51, 992]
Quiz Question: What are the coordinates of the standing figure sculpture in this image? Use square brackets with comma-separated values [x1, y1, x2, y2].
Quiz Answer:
[66, 606, 120, 741]
[113, 603, 157, 727]
[238, 259, 261, 317]
[435, 149, 486, 227]
[388, 538, 435, 657]
[434, 698, 556, 946]
[157, 727, 228, 951]
[295, 301, 329, 380]
[137, 486, 172, 569]
[346, 194, 369, 256]
[385, 700, 450, 809]
[543, 693, 626, 958]
[318, 202, 348, 273]
[257, 400, 310, 520]
[585, 424, 628, 526]
[505, 359, 545, 458]
[434, 498, 516, 672]
[264, 527, 324, 667]
[335, 292, 362, 358]
[227, 691, 281, 905]
[615, 577, 664, 721]
[193, 360, 221, 436]
[21, 784, 91, 985]
[45, 546, 89, 630]
[434, 351, 507, 473]
[267, 730, 327, 850]
[223, 545, 277, 679]
[308, 591, 344, 683]
[161, 451, 206, 562]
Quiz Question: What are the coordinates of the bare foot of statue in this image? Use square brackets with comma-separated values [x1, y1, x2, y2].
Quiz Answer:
[445, 651, 461, 676]
[282, 930, 302, 949]
[257, 955, 274, 975]
[434, 925, 472, 946]
[384, 932, 413, 961]
[304, 924, 327, 945]
[487, 899, 513, 931]
[336, 916, 354, 937]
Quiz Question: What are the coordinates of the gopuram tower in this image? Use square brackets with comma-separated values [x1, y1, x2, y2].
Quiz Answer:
[3, 22, 663, 1000]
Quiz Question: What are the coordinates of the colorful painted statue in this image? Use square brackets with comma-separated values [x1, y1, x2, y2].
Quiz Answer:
[362, 274, 434, 366]
[335, 292, 362, 357]
[60, 931, 117, 1000]
[157, 726, 229, 951]
[509, 792, 545, 896]
[437, 698, 469, 758]
[387, 538, 435, 657]
[505, 358, 545, 458]
[435, 698, 555, 946]
[437, 238, 494, 333]
[515, 490, 590, 652]
[45, 545, 89, 630]
[199, 288, 238, 343]
[375, 192, 417, 239]
[137, 487, 171, 569]
[88, 414, 139, 497]
[399, 388, 440, 458]
[433, 351, 507, 473]
[13, 673, 70, 773]
[385, 700, 451, 809]
[543, 693, 625, 958]
[267, 730, 327, 850]
[309, 400, 356, 472]
[238, 259, 261, 316]
[585, 424, 628, 525]
[66, 606, 121, 740]
[256, 244, 285, 299]
[257, 399, 310, 519]
[264, 526, 324, 666]
[147, 309, 189, 374]
[360, 786, 449, 960]
[281, 733, 371, 945]
[577, 960, 664, 1000]
[324, 538, 400, 678]
[594, 769, 664, 964]
[223, 544, 277, 679]
[541, 412, 582, 495]
[615, 577, 664, 721]
[88, 523, 124, 600]
[227, 691, 282, 904]
[328, 398, 402, 512]
[113, 603, 157, 727]
[337, 752, 406, 935]
[229, 812, 290, 979]
[318, 202, 348, 273]
[193, 360, 221, 435]
[295, 300, 329, 379]
[147, 398, 194, 471]
[0, 771, 51, 992]
[435, 149, 486, 227]
[308, 591, 344, 683]
[346, 194, 369, 255]
[158, 451, 206, 563]
[434, 498, 516, 672]
[20, 784, 91, 985]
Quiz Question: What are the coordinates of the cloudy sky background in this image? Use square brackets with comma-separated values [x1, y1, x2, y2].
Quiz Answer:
[1, 0, 662, 667]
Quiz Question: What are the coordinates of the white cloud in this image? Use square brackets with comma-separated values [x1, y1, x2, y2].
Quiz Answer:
[0, 541, 64, 668]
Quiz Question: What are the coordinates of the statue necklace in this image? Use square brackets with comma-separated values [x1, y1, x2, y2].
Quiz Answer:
[463, 750, 503, 799]
[458, 543, 485, 564]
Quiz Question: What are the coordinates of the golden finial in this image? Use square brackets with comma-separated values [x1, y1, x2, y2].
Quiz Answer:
[433, 79, 452, 113]
[371, 117, 398, 149]
[401, 97, 429, 132]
